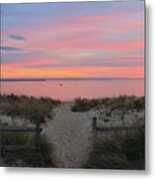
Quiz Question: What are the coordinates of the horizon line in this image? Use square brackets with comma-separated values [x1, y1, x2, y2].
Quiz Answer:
[0, 77, 144, 82]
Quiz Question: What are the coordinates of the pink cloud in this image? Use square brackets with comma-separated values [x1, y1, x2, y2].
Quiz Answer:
[36, 38, 144, 52]
[2, 10, 144, 79]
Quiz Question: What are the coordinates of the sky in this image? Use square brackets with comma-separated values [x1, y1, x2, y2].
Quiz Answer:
[1, 1, 144, 79]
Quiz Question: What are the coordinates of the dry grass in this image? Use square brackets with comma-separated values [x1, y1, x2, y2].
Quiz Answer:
[1, 132, 54, 167]
[0, 94, 61, 167]
[84, 128, 145, 170]
[71, 96, 144, 112]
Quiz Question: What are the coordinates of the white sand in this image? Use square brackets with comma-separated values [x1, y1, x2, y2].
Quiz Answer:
[43, 102, 93, 168]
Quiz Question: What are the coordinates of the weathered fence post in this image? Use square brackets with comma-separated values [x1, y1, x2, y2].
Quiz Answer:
[92, 117, 97, 138]
[36, 121, 41, 136]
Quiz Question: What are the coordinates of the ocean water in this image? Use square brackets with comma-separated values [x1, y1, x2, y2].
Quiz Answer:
[1, 80, 144, 101]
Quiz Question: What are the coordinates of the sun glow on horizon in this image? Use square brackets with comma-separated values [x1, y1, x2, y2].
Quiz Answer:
[1, 1, 144, 79]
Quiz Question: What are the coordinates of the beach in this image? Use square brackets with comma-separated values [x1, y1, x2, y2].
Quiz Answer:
[1, 0, 145, 170]
[0, 96, 145, 168]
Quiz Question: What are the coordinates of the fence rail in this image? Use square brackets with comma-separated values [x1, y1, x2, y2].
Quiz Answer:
[92, 117, 144, 137]
[0, 125, 42, 132]
[97, 125, 144, 132]
[0, 123, 42, 154]
[4, 145, 36, 152]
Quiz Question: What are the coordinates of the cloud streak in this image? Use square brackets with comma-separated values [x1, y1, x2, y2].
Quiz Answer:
[9, 34, 26, 41]
[1, 46, 23, 51]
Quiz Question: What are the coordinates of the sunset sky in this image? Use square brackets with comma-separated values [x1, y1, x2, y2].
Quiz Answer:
[1, 1, 144, 79]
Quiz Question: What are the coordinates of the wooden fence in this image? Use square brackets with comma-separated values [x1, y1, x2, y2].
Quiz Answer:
[92, 117, 144, 138]
[0, 123, 42, 154]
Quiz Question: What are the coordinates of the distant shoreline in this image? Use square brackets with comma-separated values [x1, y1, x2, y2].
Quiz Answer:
[1, 77, 144, 82]
[1, 79, 46, 82]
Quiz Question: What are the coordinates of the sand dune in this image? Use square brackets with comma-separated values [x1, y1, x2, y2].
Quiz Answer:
[0, 100, 144, 168]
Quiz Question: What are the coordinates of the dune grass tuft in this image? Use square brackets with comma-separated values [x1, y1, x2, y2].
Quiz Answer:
[1, 132, 54, 167]
[84, 128, 145, 170]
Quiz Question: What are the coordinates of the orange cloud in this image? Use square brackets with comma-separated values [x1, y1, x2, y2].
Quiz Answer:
[2, 65, 144, 79]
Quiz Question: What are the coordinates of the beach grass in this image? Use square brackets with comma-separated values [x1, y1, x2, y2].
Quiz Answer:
[0, 94, 61, 124]
[1, 132, 54, 167]
[0, 94, 60, 167]
[84, 128, 145, 170]
[71, 96, 145, 112]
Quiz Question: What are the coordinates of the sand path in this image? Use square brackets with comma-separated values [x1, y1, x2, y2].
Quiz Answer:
[43, 103, 93, 168]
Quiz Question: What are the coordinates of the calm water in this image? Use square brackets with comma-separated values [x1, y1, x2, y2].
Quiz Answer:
[1, 80, 144, 101]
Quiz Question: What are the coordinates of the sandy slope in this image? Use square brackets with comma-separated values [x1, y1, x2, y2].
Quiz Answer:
[43, 103, 93, 168]
[0, 101, 144, 168]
